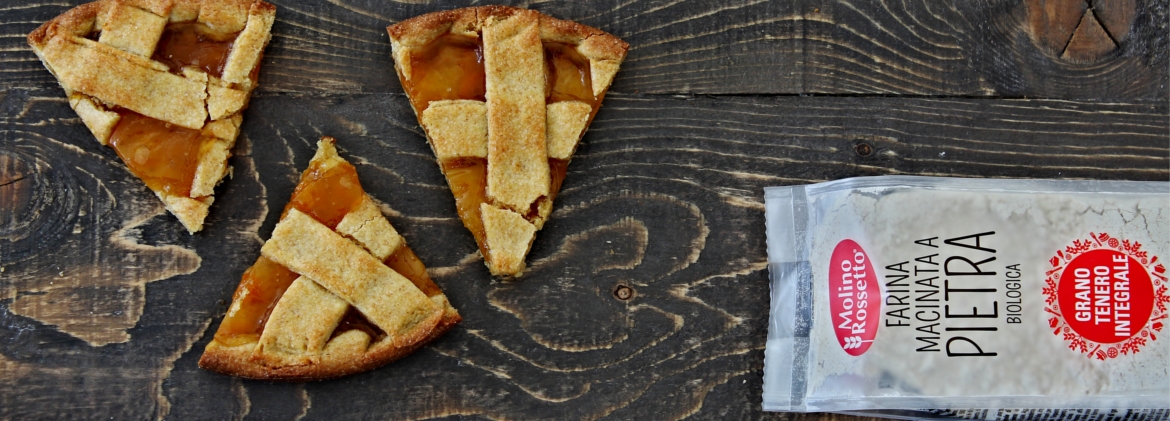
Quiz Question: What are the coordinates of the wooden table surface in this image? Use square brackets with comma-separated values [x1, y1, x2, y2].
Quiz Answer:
[1, 0, 1166, 419]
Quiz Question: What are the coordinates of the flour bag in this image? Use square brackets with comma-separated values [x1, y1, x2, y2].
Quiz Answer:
[762, 176, 1169, 418]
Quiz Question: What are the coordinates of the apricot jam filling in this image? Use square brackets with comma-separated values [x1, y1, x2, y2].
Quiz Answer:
[331, 307, 386, 342]
[442, 157, 571, 248]
[544, 42, 596, 109]
[441, 157, 490, 258]
[284, 161, 365, 229]
[109, 111, 209, 198]
[384, 245, 443, 297]
[548, 158, 569, 203]
[152, 23, 237, 78]
[215, 161, 365, 344]
[214, 256, 300, 346]
[216, 155, 445, 344]
[407, 34, 485, 113]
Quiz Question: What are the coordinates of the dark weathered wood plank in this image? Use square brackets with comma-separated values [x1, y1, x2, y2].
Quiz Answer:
[0, 88, 1165, 419]
[2, 2, 1167, 420]
[1, 1, 1165, 99]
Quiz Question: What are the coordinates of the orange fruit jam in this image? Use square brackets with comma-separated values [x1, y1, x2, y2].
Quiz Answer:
[406, 34, 485, 112]
[152, 23, 236, 77]
[285, 160, 365, 229]
[548, 158, 569, 202]
[213, 138, 456, 344]
[213, 256, 300, 345]
[215, 158, 366, 343]
[442, 157, 572, 252]
[384, 245, 442, 297]
[544, 42, 596, 108]
[441, 157, 490, 257]
[331, 307, 385, 341]
[108, 111, 207, 198]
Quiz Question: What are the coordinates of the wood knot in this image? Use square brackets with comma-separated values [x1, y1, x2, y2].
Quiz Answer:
[1025, 0, 1135, 62]
[613, 284, 634, 301]
[853, 141, 874, 157]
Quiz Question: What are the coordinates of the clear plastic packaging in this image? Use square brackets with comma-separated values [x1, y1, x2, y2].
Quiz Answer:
[762, 176, 1170, 417]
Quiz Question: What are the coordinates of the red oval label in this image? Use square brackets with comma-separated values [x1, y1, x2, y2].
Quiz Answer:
[828, 239, 881, 356]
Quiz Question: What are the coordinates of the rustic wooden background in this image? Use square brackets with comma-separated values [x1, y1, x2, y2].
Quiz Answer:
[1, 0, 1167, 419]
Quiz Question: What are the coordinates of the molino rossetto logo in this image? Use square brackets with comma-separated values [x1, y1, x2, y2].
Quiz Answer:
[829, 240, 881, 356]
[1045, 232, 1168, 360]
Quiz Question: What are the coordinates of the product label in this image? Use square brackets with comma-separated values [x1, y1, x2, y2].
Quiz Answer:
[1044, 232, 1167, 359]
[881, 232, 1007, 357]
[762, 178, 1170, 412]
[829, 239, 880, 356]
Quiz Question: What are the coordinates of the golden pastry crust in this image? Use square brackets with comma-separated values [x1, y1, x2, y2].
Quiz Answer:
[481, 7, 550, 213]
[27, 0, 275, 233]
[27, 0, 274, 128]
[480, 203, 537, 277]
[98, 1, 169, 56]
[535, 13, 627, 96]
[199, 137, 461, 381]
[42, 35, 209, 128]
[160, 194, 211, 232]
[201, 328, 450, 381]
[262, 209, 442, 347]
[68, 93, 120, 144]
[201, 113, 243, 141]
[252, 276, 349, 367]
[387, 6, 627, 277]
[387, 6, 627, 116]
[387, 7, 479, 85]
[336, 196, 404, 261]
[221, 1, 275, 87]
[546, 101, 592, 160]
[207, 83, 250, 121]
[422, 100, 488, 160]
[191, 137, 232, 197]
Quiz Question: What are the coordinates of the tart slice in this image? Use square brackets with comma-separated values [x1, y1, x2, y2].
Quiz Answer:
[387, 6, 628, 277]
[199, 137, 460, 380]
[27, 0, 276, 233]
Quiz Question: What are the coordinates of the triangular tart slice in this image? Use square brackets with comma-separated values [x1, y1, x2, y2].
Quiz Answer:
[387, 6, 628, 277]
[27, 0, 276, 233]
[199, 137, 461, 380]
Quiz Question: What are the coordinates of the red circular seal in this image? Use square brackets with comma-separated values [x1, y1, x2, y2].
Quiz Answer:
[1044, 233, 1167, 360]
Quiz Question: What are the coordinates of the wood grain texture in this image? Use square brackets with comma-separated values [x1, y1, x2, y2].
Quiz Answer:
[1026, 0, 1139, 61]
[1, 1, 1166, 99]
[2, 0, 1168, 419]
[0, 92, 207, 347]
[1, 86, 1165, 419]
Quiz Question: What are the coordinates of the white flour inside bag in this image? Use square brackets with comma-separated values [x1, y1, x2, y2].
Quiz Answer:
[762, 176, 1169, 415]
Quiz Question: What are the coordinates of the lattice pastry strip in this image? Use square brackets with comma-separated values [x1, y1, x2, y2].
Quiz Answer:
[253, 275, 349, 367]
[27, 0, 276, 233]
[199, 138, 461, 380]
[388, 6, 628, 277]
